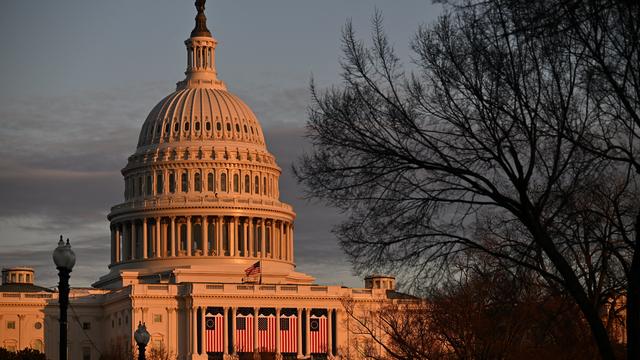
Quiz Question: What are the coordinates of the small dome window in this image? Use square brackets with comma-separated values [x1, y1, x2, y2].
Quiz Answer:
[195, 122, 201, 131]
[226, 123, 231, 132]
[244, 125, 248, 133]
[235, 124, 240, 132]
[250, 127, 254, 134]
[184, 122, 190, 131]
[216, 122, 221, 131]
[206, 122, 211, 131]
[174, 123, 179, 132]
[165, 123, 170, 133]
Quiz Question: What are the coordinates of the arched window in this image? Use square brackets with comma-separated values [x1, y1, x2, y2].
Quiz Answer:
[255, 176, 260, 194]
[146, 174, 152, 196]
[181, 172, 188, 192]
[244, 175, 250, 193]
[263, 177, 267, 195]
[207, 172, 214, 191]
[194, 172, 201, 192]
[220, 173, 227, 192]
[233, 174, 239, 192]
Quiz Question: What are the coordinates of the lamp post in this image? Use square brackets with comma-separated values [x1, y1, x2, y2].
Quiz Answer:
[52, 235, 76, 360]
[134, 322, 151, 360]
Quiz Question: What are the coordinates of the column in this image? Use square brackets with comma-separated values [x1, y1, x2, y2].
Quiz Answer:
[191, 307, 197, 355]
[186, 216, 192, 256]
[110, 226, 116, 263]
[327, 309, 333, 356]
[261, 219, 266, 257]
[142, 218, 148, 259]
[231, 307, 237, 355]
[200, 306, 206, 355]
[115, 224, 121, 262]
[223, 306, 229, 355]
[297, 308, 303, 358]
[289, 224, 294, 262]
[248, 217, 254, 257]
[305, 308, 310, 356]
[171, 217, 177, 257]
[155, 217, 161, 257]
[230, 216, 238, 256]
[216, 217, 222, 256]
[202, 216, 209, 256]
[280, 222, 284, 260]
[131, 221, 137, 260]
[243, 218, 248, 257]
[276, 308, 281, 356]
[253, 307, 259, 353]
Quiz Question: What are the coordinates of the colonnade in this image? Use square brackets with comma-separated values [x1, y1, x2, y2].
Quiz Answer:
[110, 216, 293, 264]
[188, 306, 337, 357]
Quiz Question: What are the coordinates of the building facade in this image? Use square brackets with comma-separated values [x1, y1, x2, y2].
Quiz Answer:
[0, 2, 410, 359]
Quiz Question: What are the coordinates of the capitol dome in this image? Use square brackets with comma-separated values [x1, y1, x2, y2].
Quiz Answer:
[95, 0, 312, 288]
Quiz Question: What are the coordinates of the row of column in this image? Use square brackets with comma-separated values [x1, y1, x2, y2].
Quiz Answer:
[110, 216, 294, 264]
[189, 307, 337, 357]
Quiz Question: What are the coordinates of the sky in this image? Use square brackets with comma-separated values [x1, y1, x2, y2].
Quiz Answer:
[0, 0, 443, 288]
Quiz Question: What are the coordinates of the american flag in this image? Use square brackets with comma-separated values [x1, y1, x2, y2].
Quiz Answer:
[205, 313, 224, 353]
[244, 261, 261, 276]
[258, 315, 276, 352]
[309, 315, 328, 354]
[235, 314, 254, 352]
[279, 314, 298, 353]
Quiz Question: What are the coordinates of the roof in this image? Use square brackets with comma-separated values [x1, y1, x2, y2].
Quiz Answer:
[386, 290, 419, 300]
[0, 283, 53, 293]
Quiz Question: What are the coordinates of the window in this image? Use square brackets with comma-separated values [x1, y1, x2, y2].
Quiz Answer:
[174, 123, 179, 132]
[207, 172, 214, 192]
[244, 175, 250, 193]
[235, 124, 240, 132]
[34, 322, 42, 330]
[32, 339, 43, 352]
[220, 173, 227, 192]
[255, 176, 259, 194]
[82, 322, 91, 330]
[226, 123, 231, 131]
[18, 274, 23, 283]
[26, 274, 31, 283]
[244, 125, 248, 133]
[153, 314, 162, 323]
[194, 172, 202, 192]
[156, 172, 163, 194]
[7, 321, 15, 329]
[206, 122, 211, 131]
[146, 175, 152, 196]
[195, 122, 201, 131]
[263, 178, 267, 195]
[82, 346, 91, 360]
[165, 123, 170, 133]
[137, 176, 143, 196]
[181, 172, 188, 192]
[184, 122, 190, 131]
[233, 174, 239, 192]
[169, 172, 176, 193]
[216, 122, 221, 131]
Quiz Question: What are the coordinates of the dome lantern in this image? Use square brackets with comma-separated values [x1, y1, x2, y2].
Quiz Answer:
[178, 0, 226, 90]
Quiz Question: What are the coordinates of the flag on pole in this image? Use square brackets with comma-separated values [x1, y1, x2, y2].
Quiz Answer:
[205, 313, 224, 353]
[258, 314, 276, 352]
[244, 261, 261, 276]
[309, 315, 328, 354]
[279, 314, 298, 353]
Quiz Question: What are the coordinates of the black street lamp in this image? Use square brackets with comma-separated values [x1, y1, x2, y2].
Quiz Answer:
[52, 235, 75, 360]
[134, 322, 151, 360]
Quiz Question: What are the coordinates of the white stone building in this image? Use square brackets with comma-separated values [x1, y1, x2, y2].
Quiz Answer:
[0, 2, 412, 359]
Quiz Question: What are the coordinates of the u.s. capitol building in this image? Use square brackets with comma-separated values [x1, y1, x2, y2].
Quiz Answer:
[0, 2, 412, 359]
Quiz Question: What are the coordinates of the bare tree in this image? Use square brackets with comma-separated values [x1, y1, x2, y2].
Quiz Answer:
[295, 2, 638, 358]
